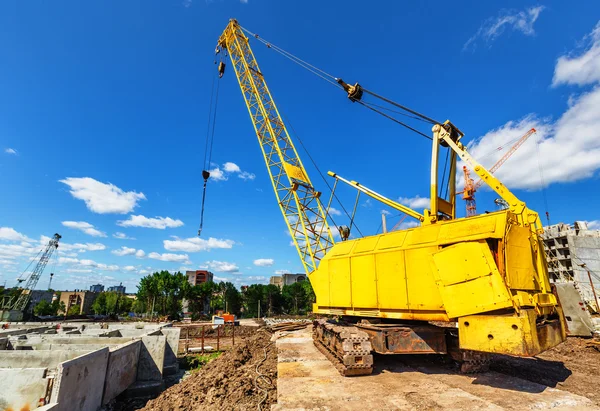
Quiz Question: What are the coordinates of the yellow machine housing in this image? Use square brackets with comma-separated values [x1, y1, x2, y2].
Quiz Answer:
[310, 210, 566, 356]
[217, 19, 566, 359]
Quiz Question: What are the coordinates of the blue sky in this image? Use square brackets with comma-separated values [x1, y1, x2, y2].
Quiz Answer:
[1, 1, 600, 292]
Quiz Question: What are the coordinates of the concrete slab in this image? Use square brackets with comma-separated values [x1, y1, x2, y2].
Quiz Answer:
[137, 335, 166, 382]
[160, 327, 180, 368]
[274, 329, 597, 411]
[0, 368, 48, 411]
[50, 347, 110, 411]
[0, 350, 94, 368]
[102, 340, 141, 405]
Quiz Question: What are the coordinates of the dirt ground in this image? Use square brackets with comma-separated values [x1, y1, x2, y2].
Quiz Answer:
[492, 337, 600, 406]
[141, 328, 277, 411]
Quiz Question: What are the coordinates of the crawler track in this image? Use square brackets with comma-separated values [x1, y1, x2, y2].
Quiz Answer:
[312, 319, 373, 376]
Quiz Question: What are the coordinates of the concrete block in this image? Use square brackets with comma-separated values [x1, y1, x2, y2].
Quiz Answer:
[160, 327, 180, 367]
[0, 350, 94, 368]
[0, 337, 7, 350]
[555, 283, 594, 337]
[0, 368, 49, 411]
[50, 347, 110, 411]
[102, 340, 141, 405]
[137, 335, 166, 382]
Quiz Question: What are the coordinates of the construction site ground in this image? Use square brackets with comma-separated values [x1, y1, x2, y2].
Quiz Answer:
[137, 323, 600, 410]
[275, 327, 600, 411]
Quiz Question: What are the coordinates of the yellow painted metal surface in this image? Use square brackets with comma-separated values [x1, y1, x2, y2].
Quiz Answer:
[505, 224, 538, 290]
[431, 241, 513, 318]
[458, 308, 567, 356]
[219, 19, 565, 357]
[217, 19, 334, 274]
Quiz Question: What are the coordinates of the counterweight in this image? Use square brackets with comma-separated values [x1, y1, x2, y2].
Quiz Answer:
[217, 20, 334, 273]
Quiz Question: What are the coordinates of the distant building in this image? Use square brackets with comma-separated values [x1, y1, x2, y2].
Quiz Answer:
[186, 270, 214, 286]
[59, 290, 99, 315]
[90, 284, 104, 293]
[542, 221, 600, 305]
[25, 290, 54, 314]
[269, 273, 306, 289]
[107, 283, 126, 294]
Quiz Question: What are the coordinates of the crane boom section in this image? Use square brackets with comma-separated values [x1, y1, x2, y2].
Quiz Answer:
[217, 20, 334, 273]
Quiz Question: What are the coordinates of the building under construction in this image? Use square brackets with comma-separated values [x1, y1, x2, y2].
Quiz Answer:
[543, 221, 600, 307]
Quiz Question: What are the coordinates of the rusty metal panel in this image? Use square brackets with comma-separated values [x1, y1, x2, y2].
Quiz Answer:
[357, 324, 446, 354]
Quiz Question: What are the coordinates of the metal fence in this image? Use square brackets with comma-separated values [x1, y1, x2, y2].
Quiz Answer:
[176, 323, 236, 354]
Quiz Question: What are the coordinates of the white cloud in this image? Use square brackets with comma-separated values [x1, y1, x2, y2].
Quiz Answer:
[59, 177, 146, 214]
[58, 256, 119, 272]
[206, 260, 240, 273]
[587, 220, 600, 230]
[381, 210, 391, 216]
[4, 148, 17, 155]
[148, 252, 190, 263]
[398, 195, 430, 209]
[240, 0, 248, 3]
[135, 249, 146, 258]
[0, 227, 33, 242]
[40, 235, 106, 253]
[113, 232, 135, 240]
[328, 207, 342, 216]
[253, 258, 274, 267]
[163, 236, 234, 252]
[209, 166, 228, 181]
[223, 162, 241, 173]
[464, 6, 544, 51]
[274, 269, 290, 275]
[112, 246, 136, 257]
[238, 171, 256, 181]
[248, 276, 267, 282]
[61, 221, 106, 237]
[464, 23, 600, 190]
[209, 162, 255, 182]
[396, 221, 419, 230]
[123, 265, 137, 272]
[0, 243, 40, 259]
[117, 215, 184, 229]
[553, 22, 600, 87]
[66, 268, 93, 273]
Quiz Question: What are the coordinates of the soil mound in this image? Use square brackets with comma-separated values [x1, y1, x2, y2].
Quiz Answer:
[142, 329, 277, 411]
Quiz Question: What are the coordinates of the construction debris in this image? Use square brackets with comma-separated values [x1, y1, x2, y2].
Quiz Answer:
[265, 319, 311, 332]
[141, 329, 277, 411]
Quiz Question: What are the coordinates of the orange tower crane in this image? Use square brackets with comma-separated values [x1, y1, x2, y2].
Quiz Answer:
[463, 128, 536, 217]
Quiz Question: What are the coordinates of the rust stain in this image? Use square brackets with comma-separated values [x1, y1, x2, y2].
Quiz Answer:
[20, 405, 31, 411]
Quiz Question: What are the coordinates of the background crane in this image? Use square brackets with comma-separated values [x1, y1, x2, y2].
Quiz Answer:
[462, 128, 536, 216]
[1, 233, 61, 316]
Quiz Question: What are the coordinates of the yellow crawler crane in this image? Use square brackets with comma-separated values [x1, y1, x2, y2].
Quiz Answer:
[216, 19, 566, 376]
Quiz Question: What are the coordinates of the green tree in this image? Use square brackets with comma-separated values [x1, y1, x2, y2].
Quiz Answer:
[119, 296, 133, 314]
[53, 300, 66, 315]
[300, 280, 315, 313]
[188, 281, 218, 319]
[282, 282, 308, 314]
[136, 271, 190, 318]
[243, 284, 266, 318]
[132, 299, 146, 314]
[223, 282, 242, 315]
[67, 304, 81, 316]
[33, 300, 54, 316]
[92, 293, 107, 314]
